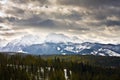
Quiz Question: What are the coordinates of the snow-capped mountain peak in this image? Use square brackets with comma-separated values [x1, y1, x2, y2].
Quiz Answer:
[7, 34, 42, 46]
[0, 34, 42, 52]
[0, 33, 120, 57]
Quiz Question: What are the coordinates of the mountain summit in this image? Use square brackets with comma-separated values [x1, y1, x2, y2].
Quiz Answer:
[1, 41, 120, 56]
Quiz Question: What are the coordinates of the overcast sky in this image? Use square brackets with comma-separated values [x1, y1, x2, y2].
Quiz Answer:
[0, 0, 120, 45]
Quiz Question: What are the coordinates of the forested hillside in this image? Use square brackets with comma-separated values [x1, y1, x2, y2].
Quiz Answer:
[0, 53, 120, 80]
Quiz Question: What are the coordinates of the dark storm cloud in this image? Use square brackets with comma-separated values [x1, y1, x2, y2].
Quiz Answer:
[57, 0, 120, 7]
[64, 11, 83, 20]
[13, 15, 57, 28]
[5, 16, 17, 22]
[57, 0, 120, 27]
[10, 0, 49, 5]
[12, 15, 86, 32]
[5, 6, 25, 16]
[5, 0, 120, 28]
[0, 25, 3, 29]
[106, 20, 120, 26]
[13, 15, 44, 27]
[0, 17, 5, 23]
[73, 27, 90, 31]
[0, 0, 120, 44]
[90, 7, 120, 20]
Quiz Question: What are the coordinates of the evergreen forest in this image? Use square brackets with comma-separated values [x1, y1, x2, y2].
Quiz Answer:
[0, 53, 120, 80]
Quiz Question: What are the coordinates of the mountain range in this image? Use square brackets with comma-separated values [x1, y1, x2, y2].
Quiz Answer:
[0, 33, 120, 57]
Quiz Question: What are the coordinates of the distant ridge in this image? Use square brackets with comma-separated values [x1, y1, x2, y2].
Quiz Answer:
[0, 41, 120, 57]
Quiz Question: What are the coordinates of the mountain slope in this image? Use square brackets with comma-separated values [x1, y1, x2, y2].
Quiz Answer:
[1, 41, 120, 56]
[0, 34, 120, 56]
[0, 35, 41, 52]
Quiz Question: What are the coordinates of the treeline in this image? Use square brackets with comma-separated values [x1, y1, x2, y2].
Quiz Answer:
[42, 55, 120, 67]
[0, 53, 120, 80]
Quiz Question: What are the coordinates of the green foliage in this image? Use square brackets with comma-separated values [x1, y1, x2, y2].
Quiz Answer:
[0, 66, 30, 80]
[49, 70, 65, 80]
[0, 53, 120, 80]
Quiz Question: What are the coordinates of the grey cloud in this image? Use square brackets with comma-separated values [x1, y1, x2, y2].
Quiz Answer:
[51, 12, 82, 21]
[10, 0, 49, 5]
[5, 0, 120, 29]
[64, 11, 82, 20]
[12, 7, 25, 14]
[13, 15, 44, 26]
[91, 7, 120, 20]
[57, 0, 120, 27]
[0, 0, 120, 44]
[106, 20, 120, 26]
[5, 16, 17, 22]
[13, 15, 63, 28]
[0, 32, 15, 36]
[5, 6, 25, 16]
[57, 0, 120, 7]
[0, 17, 5, 23]
[13, 14, 89, 31]
[0, 25, 4, 29]
[74, 27, 90, 31]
